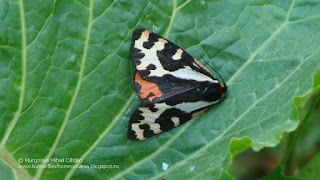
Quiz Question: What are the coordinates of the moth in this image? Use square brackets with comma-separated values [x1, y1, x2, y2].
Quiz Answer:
[128, 29, 227, 141]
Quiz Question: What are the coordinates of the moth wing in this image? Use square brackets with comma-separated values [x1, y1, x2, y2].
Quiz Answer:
[131, 29, 218, 84]
[128, 29, 227, 141]
[127, 101, 210, 141]
[134, 71, 196, 102]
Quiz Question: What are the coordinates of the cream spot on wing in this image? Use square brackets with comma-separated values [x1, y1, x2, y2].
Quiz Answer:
[131, 101, 220, 140]
[149, 123, 162, 134]
[149, 66, 217, 82]
[134, 34, 215, 82]
[174, 101, 217, 113]
[131, 124, 145, 140]
[139, 105, 168, 122]
[136, 39, 166, 71]
[141, 30, 151, 41]
[171, 117, 180, 127]
[172, 49, 183, 60]
[130, 104, 169, 138]
[193, 62, 200, 68]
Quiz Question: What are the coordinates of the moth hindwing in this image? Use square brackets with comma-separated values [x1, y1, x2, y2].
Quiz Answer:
[128, 29, 227, 141]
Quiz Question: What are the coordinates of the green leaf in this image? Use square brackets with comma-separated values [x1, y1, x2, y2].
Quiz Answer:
[295, 106, 320, 160]
[226, 137, 252, 180]
[229, 137, 252, 157]
[260, 165, 301, 180]
[297, 153, 320, 179]
[0, 159, 16, 180]
[0, 0, 320, 179]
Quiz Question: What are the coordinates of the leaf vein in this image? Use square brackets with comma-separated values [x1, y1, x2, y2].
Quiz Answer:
[0, 0, 28, 149]
[111, 0, 300, 178]
[34, 0, 94, 179]
[27, 0, 56, 48]
[64, 93, 136, 180]
[152, 45, 317, 180]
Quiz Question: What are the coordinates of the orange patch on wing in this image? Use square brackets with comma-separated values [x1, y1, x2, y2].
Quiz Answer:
[192, 109, 207, 118]
[220, 83, 225, 97]
[159, 38, 168, 44]
[135, 73, 162, 101]
[193, 59, 212, 74]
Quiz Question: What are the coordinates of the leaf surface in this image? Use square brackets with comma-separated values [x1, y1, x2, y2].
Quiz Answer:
[297, 153, 320, 179]
[0, 0, 320, 179]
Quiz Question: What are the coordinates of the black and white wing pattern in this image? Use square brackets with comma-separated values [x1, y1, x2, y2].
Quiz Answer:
[128, 29, 227, 140]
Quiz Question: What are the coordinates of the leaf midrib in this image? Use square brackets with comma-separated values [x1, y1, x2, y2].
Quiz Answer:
[111, 0, 299, 179]
[150, 0, 298, 178]
[34, 0, 94, 179]
[152, 49, 316, 180]
[0, 0, 31, 179]
[64, 93, 136, 179]
[64, 1, 151, 178]
[0, 0, 27, 149]
[4, 0, 319, 179]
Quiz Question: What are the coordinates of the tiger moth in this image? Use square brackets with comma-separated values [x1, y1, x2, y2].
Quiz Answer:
[128, 29, 227, 141]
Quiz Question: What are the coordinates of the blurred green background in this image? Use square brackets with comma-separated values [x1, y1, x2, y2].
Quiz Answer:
[230, 95, 320, 179]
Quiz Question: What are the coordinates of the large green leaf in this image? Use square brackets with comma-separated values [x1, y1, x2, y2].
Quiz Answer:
[0, 0, 320, 179]
[261, 165, 301, 180]
[297, 153, 320, 179]
[0, 159, 17, 180]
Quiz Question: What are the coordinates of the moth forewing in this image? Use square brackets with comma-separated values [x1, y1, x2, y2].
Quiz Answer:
[128, 29, 227, 140]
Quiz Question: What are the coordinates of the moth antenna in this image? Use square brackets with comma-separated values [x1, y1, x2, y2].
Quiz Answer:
[202, 58, 228, 102]
[202, 58, 227, 86]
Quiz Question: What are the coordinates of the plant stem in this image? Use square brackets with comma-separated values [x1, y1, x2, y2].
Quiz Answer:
[281, 91, 320, 167]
